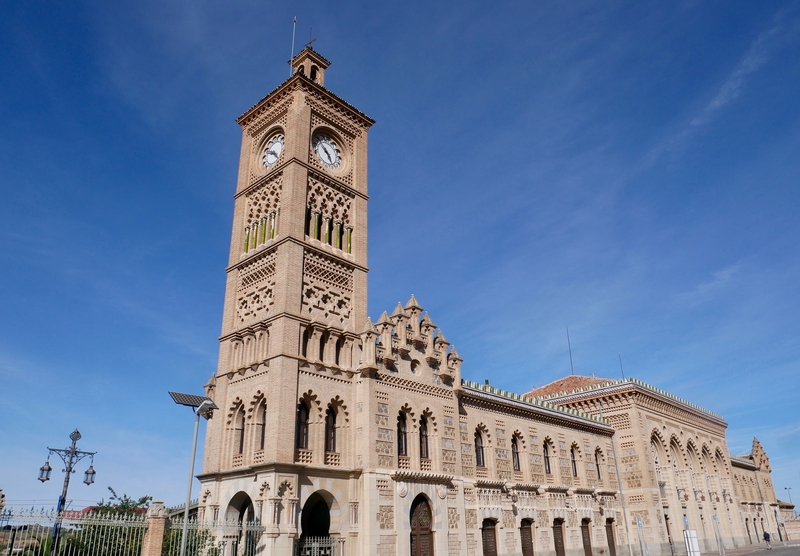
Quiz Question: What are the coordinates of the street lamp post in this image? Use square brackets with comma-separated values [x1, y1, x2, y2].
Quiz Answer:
[169, 392, 218, 556]
[38, 429, 97, 556]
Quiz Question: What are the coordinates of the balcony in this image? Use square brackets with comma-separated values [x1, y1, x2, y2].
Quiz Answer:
[421, 458, 432, 472]
[325, 452, 341, 466]
[295, 448, 313, 464]
[398, 456, 410, 470]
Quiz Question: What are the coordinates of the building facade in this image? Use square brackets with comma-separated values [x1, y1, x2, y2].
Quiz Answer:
[197, 49, 791, 556]
[525, 376, 793, 554]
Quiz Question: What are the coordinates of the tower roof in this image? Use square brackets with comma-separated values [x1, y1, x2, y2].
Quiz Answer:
[524, 375, 614, 399]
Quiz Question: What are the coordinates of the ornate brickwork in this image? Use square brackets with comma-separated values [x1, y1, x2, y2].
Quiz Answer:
[377, 506, 394, 529]
[245, 175, 282, 227]
[465, 509, 478, 529]
[235, 250, 277, 324]
[301, 251, 353, 326]
[447, 507, 459, 528]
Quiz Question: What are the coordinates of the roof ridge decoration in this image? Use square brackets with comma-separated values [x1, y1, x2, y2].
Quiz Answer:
[460, 380, 608, 425]
[529, 376, 723, 421]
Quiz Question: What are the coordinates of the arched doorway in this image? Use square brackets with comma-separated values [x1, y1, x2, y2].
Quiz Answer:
[298, 493, 333, 556]
[580, 518, 593, 556]
[482, 519, 498, 556]
[606, 518, 618, 556]
[226, 492, 257, 556]
[410, 495, 433, 556]
[520, 519, 534, 556]
[301, 493, 331, 537]
[553, 519, 566, 556]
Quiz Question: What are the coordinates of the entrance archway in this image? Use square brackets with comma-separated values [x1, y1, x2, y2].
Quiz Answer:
[301, 492, 331, 538]
[225, 492, 256, 556]
[410, 495, 433, 556]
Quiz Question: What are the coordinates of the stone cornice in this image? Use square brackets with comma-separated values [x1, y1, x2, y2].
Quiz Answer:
[390, 470, 453, 484]
[461, 383, 613, 435]
[237, 73, 375, 130]
[227, 235, 369, 274]
[540, 378, 726, 426]
[730, 455, 757, 470]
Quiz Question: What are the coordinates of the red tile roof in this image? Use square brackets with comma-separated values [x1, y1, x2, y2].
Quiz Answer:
[524, 375, 614, 399]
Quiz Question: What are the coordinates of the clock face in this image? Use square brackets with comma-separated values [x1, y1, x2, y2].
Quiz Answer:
[262, 134, 284, 168]
[313, 135, 341, 169]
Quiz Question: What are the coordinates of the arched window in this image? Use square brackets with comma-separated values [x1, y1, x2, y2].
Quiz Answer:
[475, 430, 486, 468]
[319, 333, 327, 362]
[301, 329, 309, 357]
[544, 441, 552, 475]
[325, 407, 336, 453]
[571, 447, 578, 477]
[420, 417, 429, 460]
[334, 337, 343, 366]
[235, 407, 245, 454]
[397, 413, 408, 457]
[595, 449, 602, 480]
[310, 65, 318, 82]
[257, 402, 267, 451]
[296, 401, 309, 449]
[512, 436, 521, 472]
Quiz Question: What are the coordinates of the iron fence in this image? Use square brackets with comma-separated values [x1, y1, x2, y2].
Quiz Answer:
[295, 536, 338, 556]
[0, 508, 147, 556]
[163, 518, 263, 556]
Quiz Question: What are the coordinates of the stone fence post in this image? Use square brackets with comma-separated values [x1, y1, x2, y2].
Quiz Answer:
[141, 501, 167, 556]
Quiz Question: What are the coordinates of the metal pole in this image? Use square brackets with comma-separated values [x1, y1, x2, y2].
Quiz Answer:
[50, 432, 79, 556]
[180, 409, 201, 556]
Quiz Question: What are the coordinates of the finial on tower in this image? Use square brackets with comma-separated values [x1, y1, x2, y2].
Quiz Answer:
[290, 46, 331, 86]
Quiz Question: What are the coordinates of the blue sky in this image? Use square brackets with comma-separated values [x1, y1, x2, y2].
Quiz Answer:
[1, 1, 799, 509]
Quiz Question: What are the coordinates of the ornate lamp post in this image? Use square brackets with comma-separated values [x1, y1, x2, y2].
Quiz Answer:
[38, 429, 97, 556]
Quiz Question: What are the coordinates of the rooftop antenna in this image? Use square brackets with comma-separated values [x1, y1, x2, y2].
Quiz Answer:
[290, 17, 297, 76]
[566, 326, 575, 376]
[305, 27, 317, 49]
[618, 354, 626, 380]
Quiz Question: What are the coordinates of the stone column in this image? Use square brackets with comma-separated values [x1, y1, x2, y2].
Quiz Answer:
[140, 501, 167, 556]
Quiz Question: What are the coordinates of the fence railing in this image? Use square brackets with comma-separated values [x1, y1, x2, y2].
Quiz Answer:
[296, 536, 338, 556]
[162, 518, 264, 556]
[0, 508, 148, 556]
[1, 507, 344, 556]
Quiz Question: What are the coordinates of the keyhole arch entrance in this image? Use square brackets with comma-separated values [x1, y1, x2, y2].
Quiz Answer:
[409, 494, 433, 556]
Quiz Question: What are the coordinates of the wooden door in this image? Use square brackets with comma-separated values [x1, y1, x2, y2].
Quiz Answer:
[553, 522, 566, 556]
[482, 520, 498, 556]
[410, 497, 433, 556]
[605, 522, 617, 556]
[581, 521, 593, 556]
[521, 521, 535, 556]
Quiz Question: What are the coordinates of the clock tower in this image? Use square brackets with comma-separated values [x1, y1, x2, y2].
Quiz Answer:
[198, 47, 374, 554]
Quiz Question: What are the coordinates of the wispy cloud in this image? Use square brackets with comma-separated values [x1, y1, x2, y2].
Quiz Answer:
[645, 7, 800, 164]
[675, 262, 742, 303]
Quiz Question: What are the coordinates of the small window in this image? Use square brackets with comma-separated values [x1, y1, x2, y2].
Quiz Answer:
[296, 402, 310, 449]
[310, 65, 318, 82]
[420, 417, 429, 460]
[325, 407, 336, 453]
[258, 402, 267, 451]
[571, 447, 578, 477]
[544, 442, 551, 475]
[475, 430, 486, 468]
[512, 436, 521, 472]
[335, 337, 343, 366]
[319, 333, 327, 362]
[235, 407, 245, 454]
[301, 329, 309, 358]
[595, 450, 602, 480]
[398, 413, 408, 457]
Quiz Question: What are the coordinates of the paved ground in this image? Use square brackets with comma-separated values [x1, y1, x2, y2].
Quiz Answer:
[719, 540, 800, 556]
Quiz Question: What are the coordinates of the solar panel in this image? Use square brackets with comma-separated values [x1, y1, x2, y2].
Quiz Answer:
[169, 391, 218, 409]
